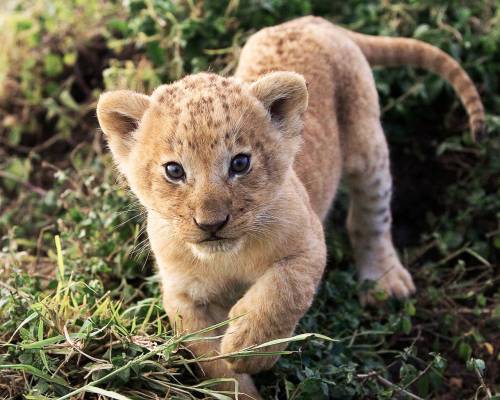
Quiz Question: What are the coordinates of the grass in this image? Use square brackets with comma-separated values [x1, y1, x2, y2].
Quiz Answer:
[1, 0, 499, 399]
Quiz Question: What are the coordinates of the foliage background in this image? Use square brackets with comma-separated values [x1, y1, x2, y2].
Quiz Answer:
[0, 0, 499, 399]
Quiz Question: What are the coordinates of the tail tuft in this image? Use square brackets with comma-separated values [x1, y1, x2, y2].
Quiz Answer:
[471, 118, 486, 142]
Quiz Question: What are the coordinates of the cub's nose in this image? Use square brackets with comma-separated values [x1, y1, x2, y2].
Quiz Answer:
[194, 215, 230, 234]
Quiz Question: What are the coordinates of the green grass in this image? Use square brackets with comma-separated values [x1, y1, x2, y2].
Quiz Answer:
[1, 0, 499, 399]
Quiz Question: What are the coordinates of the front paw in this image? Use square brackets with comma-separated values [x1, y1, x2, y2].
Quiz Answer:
[221, 298, 293, 374]
[221, 311, 280, 374]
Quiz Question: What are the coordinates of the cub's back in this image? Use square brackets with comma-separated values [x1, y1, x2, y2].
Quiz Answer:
[236, 16, 376, 219]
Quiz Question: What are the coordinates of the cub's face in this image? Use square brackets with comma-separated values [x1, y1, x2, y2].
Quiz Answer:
[97, 72, 308, 258]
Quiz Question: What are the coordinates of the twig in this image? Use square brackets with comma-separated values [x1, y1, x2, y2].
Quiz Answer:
[474, 366, 492, 399]
[381, 78, 425, 114]
[63, 325, 108, 364]
[400, 360, 433, 394]
[357, 371, 425, 400]
[0, 170, 47, 196]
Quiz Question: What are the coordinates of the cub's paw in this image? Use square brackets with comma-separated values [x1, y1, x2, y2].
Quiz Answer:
[221, 316, 279, 374]
[221, 301, 282, 374]
[360, 261, 415, 305]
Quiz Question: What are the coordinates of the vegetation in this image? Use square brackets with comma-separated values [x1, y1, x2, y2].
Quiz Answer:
[1, 0, 499, 398]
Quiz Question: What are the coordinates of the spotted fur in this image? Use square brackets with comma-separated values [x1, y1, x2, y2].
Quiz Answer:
[96, 16, 484, 398]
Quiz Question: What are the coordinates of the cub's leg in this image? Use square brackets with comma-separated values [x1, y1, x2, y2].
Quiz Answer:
[161, 292, 261, 399]
[343, 117, 415, 303]
[221, 226, 326, 374]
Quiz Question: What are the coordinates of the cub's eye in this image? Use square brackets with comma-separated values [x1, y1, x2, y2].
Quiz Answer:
[229, 154, 251, 176]
[164, 162, 185, 181]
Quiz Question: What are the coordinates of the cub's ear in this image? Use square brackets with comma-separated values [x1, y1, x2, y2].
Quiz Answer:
[96, 90, 150, 165]
[250, 71, 308, 137]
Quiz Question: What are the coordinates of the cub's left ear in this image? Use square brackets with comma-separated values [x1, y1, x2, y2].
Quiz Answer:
[96, 90, 150, 167]
[250, 71, 308, 137]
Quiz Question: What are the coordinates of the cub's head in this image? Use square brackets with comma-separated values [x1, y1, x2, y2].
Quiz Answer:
[96, 72, 308, 259]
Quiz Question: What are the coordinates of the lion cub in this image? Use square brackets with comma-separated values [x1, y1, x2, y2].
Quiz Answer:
[97, 16, 484, 399]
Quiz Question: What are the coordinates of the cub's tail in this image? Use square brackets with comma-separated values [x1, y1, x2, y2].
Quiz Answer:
[344, 30, 485, 140]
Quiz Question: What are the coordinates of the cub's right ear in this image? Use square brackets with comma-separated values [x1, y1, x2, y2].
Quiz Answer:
[96, 90, 150, 166]
[250, 71, 308, 139]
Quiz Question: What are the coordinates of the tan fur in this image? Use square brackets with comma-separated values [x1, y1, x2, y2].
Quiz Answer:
[96, 16, 484, 399]
[342, 29, 485, 139]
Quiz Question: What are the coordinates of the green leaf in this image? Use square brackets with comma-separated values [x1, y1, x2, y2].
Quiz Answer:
[63, 52, 77, 66]
[0, 364, 68, 387]
[493, 235, 500, 249]
[404, 301, 416, 317]
[2, 157, 31, 190]
[458, 342, 472, 361]
[21, 333, 85, 350]
[146, 41, 165, 66]
[44, 53, 64, 77]
[59, 90, 79, 110]
[401, 316, 412, 335]
[415, 373, 430, 397]
[467, 358, 486, 373]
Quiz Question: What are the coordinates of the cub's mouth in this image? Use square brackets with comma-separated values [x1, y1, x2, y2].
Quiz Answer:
[190, 236, 242, 257]
[200, 235, 230, 243]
